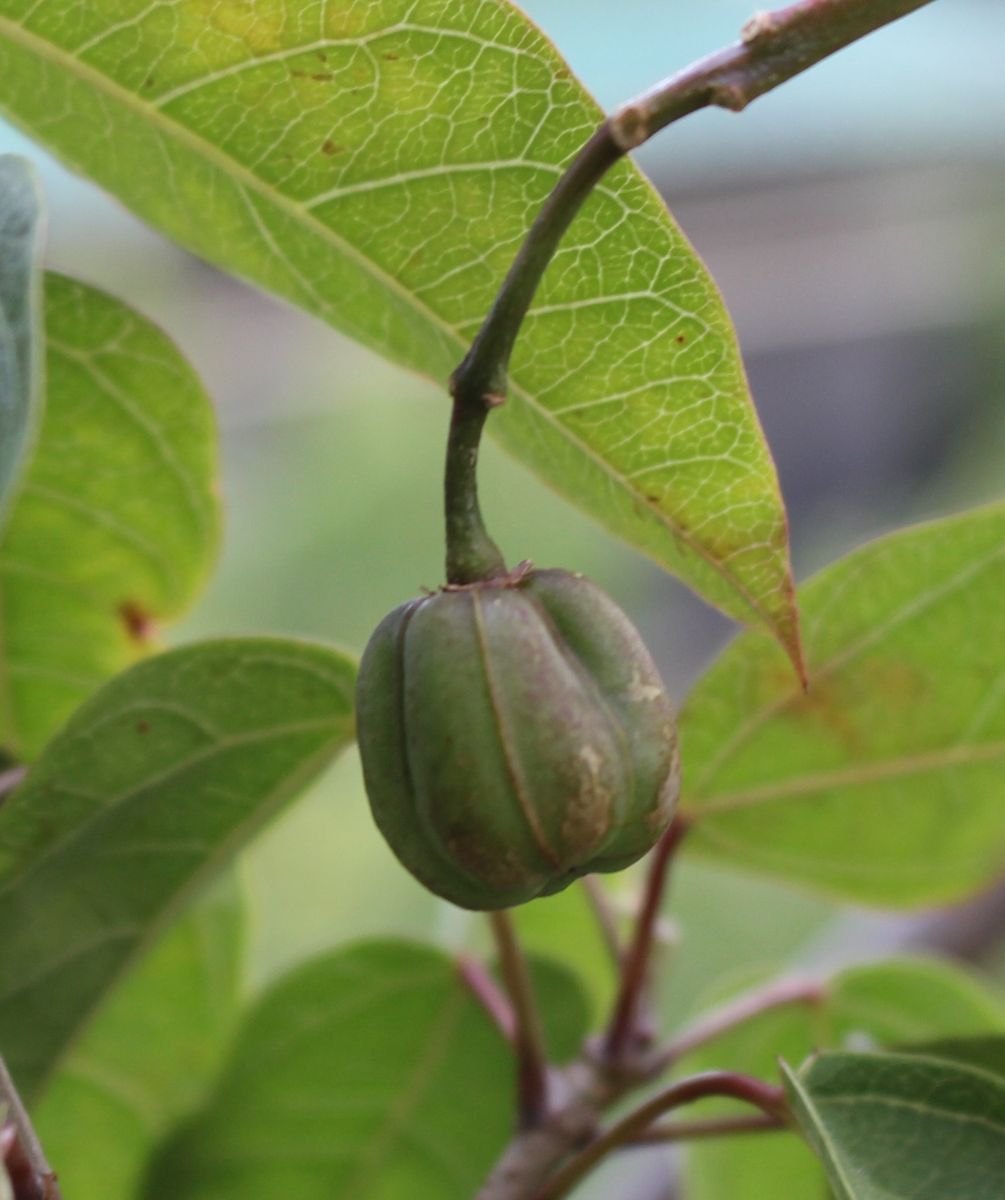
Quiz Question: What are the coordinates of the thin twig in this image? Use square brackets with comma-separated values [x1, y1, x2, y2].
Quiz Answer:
[624, 1111, 787, 1145]
[532, 1073, 787, 1200]
[610, 0, 934, 149]
[458, 954, 517, 1044]
[489, 911, 551, 1129]
[469, 0, 937, 1191]
[655, 975, 828, 1070]
[603, 815, 689, 1064]
[578, 876, 624, 966]
[452, 0, 935, 411]
[0, 1059, 61, 1200]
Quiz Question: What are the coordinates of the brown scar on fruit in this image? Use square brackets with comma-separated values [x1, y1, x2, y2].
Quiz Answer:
[119, 601, 156, 644]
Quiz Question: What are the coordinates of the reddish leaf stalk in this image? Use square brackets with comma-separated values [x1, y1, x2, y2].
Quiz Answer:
[603, 815, 689, 1063]
[655, 975, 828, 1069]
[624, 1110, 787, 1145]
[489, 911, 551, 1129]
[0, 1059, 61, 1200]
[458, 954, 517, 1044]
[532, 1072, 788, 1200]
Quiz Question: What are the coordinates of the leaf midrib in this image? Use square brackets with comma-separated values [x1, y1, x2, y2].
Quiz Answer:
[0, 11, 779, 633]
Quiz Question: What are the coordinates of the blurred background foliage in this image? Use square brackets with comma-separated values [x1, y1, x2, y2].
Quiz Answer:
[2, 0, 1003, 1189]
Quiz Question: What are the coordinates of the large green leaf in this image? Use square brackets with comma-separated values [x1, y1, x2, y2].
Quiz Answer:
[0, 0, 800, 660]
[681, 503, 1005, 906]
[0, 155, 42, 522]
[0, 273, 219, 759]
[685, 958, 1005, 1200]
[34, 883, 244, 1200]
[784, 1051, 1005, 1200]
[0, 636, 356, 1102]
[143, 940, 512, 1200]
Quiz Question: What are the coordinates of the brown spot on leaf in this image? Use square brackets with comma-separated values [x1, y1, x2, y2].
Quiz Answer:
[675, 334, 687, 344]
[120, 601, 155, 644]
[321, 138, 342, 156]
[136, 720, 150, 734]
[383, 50, 400, 60]
[781, 675, 863, 755]
[312, 71, 334, 81]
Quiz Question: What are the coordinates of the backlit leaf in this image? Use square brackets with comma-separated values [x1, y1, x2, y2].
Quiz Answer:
[0, 0, 800, 658]
[0, 274, 219, 758]
[681, 504, 1005, 905]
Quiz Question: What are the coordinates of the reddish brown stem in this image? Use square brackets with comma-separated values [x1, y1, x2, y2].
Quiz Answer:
[624, 1110, 787, 1145]
[532, 1073, 787, 1200]
[656, 975, 827, 1069]
[458, 954, 517, 1044]
[489, 911, 551, 1129]
[0, 1058, 61, 1200]
[578, 876, 624, 966]
[603, 815, 689, 1063]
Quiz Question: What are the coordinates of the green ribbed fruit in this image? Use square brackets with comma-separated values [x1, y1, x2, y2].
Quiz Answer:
[356, 567, 679, 910]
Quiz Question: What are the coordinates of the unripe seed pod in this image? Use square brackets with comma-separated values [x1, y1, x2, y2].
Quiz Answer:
[355, 567, 680, 910]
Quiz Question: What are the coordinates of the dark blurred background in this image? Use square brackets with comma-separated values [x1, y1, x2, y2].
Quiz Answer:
[1, 4, 1002, 1181]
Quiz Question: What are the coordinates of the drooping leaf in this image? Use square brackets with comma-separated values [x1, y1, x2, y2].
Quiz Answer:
[0, 637, 356, 1102]
[681, 503, 1005, 906]
[685, 957, 1005, 1200]
[34, 882, 245, 1200]
[0, 0, 800, 659]
[783, 1051, 1005, 1200]
[143, 940, 512, 1200]
[0, 155, 42, 522]
[0, 273, 219, 759]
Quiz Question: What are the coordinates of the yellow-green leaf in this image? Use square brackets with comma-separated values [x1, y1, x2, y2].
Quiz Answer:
[0, 274, 219, 758]
[681, 503, 1005, 906]
[0, 0, 800, 658]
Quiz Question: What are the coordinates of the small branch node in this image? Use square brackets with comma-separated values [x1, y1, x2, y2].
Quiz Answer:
[609, 104, 649, 152]
[741, 10, 780, 43]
